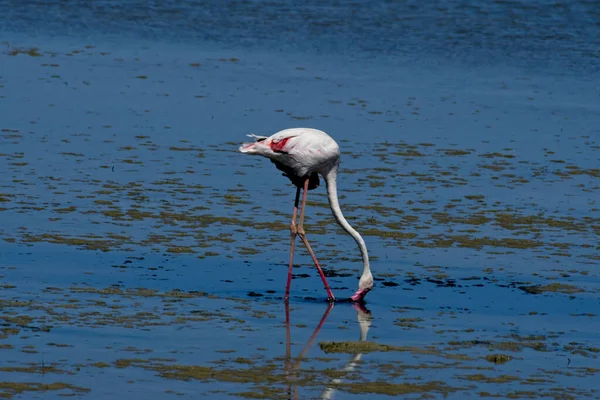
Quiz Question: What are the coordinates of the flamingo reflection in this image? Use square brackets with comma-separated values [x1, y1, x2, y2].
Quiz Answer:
[284, 302, 373, 399]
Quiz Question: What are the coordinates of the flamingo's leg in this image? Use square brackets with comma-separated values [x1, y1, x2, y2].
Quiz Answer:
[285, 186, 301, 302]
[297, 177, 336, 302]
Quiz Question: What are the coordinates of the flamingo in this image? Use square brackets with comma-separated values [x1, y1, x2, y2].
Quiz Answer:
[239, 128, 372, 302]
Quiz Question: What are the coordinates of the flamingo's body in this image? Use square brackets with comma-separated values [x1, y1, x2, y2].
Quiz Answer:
[239, 128, 372, 302]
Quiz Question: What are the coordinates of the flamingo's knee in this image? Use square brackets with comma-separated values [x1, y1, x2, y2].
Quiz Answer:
[290, 222, 298, 236]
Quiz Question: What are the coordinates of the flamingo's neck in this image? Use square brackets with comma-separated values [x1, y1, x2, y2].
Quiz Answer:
[323, 168, 372, 293]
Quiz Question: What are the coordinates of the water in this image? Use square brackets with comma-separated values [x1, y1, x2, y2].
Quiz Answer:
[2, 0, 600, 74]
[1, 1, 599, 398]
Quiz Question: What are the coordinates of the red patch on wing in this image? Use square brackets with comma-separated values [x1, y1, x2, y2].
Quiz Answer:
[270, 137, 291, 153]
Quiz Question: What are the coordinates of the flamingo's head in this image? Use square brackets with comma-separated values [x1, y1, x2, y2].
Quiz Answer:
[351, 288, 370, 302]
[351, 271, 373, 302]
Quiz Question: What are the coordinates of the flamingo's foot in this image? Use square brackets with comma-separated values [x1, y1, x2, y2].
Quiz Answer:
[350, 288, 370, 302]
[326, 295, 336, 303]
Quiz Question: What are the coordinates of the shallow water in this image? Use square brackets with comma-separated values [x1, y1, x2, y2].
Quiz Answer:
[1, 1, 599, 399]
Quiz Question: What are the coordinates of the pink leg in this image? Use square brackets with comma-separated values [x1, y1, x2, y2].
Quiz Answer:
[285, 187, 301, 302]
[297, 178, 336, 302]
[295, 303, 334, 363]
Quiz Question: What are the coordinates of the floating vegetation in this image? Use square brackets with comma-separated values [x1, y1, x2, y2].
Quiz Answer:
[519, 283, 584, 295]
[319, 341, 430, 354]
[6, 47, 42, 57]
[0, 382, 90, 398]
[484, 354, 513, 364]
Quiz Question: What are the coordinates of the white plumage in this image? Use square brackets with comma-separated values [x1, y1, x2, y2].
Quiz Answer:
[240, 128, 373, 302]
[240, 128, 340, 179]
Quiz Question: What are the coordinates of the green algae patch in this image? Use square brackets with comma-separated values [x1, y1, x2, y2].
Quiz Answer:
[394, 317, 424, 329]
[459, 373, 519, 383]
[361, 228, 417, 240]
[166, 246, 195, 254]
[104, 354, 476, 399]
[446, 338, 546, 354]
[6, 47, 42, 57]
[493, 213, 590, 232]
[519, 283, 584, 295]
[448, 236, 543, 250]
[340, 381, 462, 396]
[392, 149, 424, 157]
[485, 354, 513, 364]
[0, 364, 69, 375]
[21, 233, 117, 252]
[157, 365, 227, 381]
[92, 362, 110, 368]
[0, 382, 89, 397]
[1, 315, 33, 327]
[114, 359, 319, 388]
[557, 167, 600, 178]
[319, 341, 430, 354]
[439, 149, 472, 156]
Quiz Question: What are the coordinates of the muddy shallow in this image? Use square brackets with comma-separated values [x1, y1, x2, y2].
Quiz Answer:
[1, 3, 599, 398]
